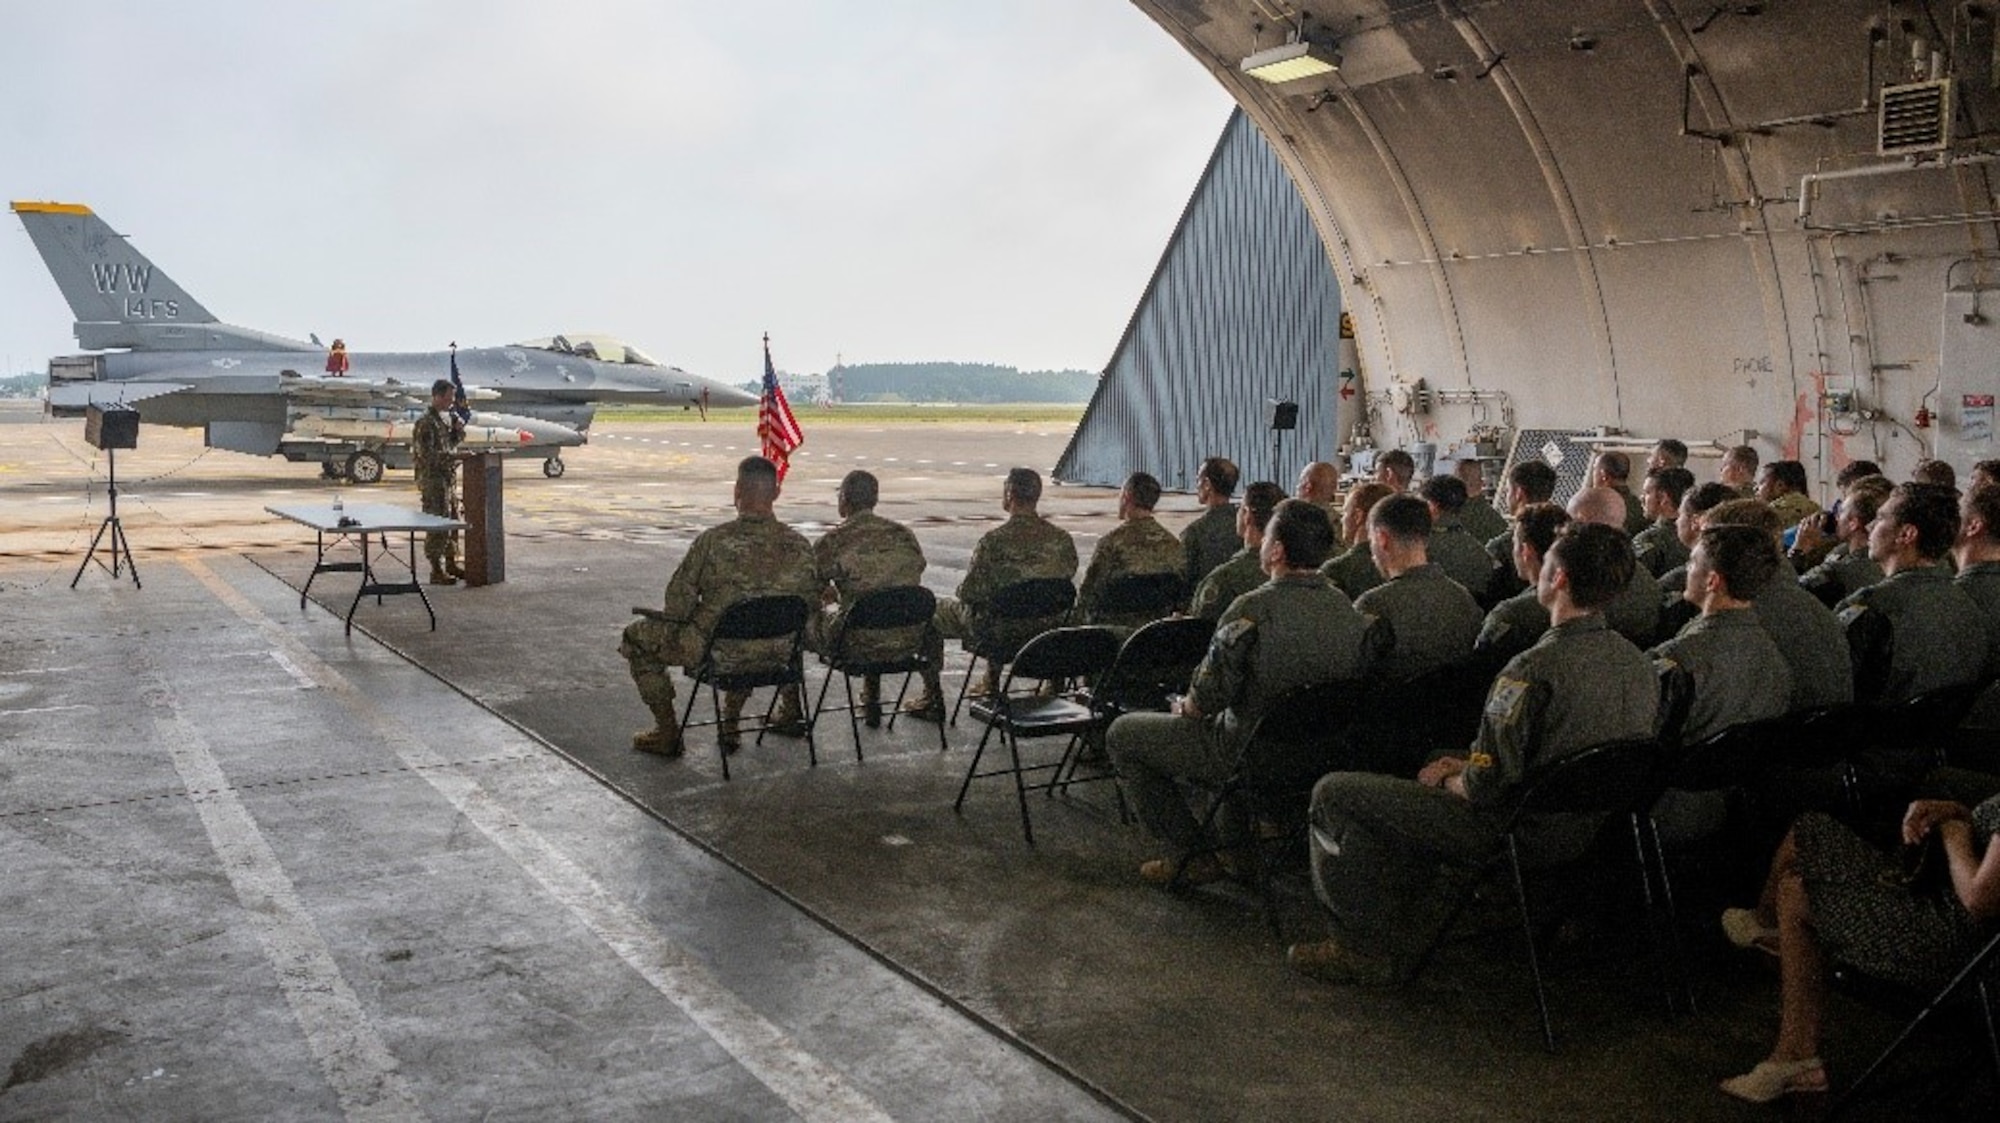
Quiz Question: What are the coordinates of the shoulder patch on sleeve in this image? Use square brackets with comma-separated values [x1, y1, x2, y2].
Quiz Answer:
[1485, 676, 1530, 719]
[1214, 618, 1257, 647]
[1652, 656, 1682, 676]
[1836, 604, 1869, 627]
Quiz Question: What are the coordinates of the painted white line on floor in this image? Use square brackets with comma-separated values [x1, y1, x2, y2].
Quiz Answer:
[268, 650, 320, 690]
[0, 704, 93, 717]
[186, 559, 897, 1123]
[0, 666, 86, 676]
[140, 647, 426, 1122]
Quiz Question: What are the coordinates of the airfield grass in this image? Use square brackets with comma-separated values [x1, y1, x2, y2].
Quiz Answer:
[600, 403, 1086, 427]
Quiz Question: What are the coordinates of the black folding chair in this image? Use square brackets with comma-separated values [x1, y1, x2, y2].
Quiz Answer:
[1403, 737, 1668, 1052]
[1090, 570, 1187, 626]
[951, 576, 1077, 725]
[676, 594, 813, 781]
[1180, 678, 1370, 940]
[1830, 928, 2000, 1118]
[1643, 715, 1795, 1015]
[809, 585, 945, 759]
[1057, 615, 1215, 804]
[954, 626, 1123, 844]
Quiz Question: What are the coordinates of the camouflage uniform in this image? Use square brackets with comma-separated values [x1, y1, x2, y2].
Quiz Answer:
[619, 513, 819, 731]
[1306, 614, 1657, 963]
[1077, 514, 1183, 627]
[1190, 546, 1266, 621]
[1427, 520, 1500, 598]
[411, 404, 460, 573]
[1750, 577, 1854, 711]
[1769, 491, 1822, 530]
[810, 509, 927, 663]
[1321, 542, 1384, 600]
[1353, 563, 1484, 679]
[923, 511, 1079, 698]
[1107, 573, 1373, 860]
[1837, 566, 1990, 704]
[1632, 521, 1688, 579]
[1180, 504, 1240, 591]
[1459, 494, 1510, 544]
[1798, 544, 1883, 608]
[1959, 561, 2000, 679]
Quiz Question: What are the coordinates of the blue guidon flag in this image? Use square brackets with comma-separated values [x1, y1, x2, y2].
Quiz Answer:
[757, 333, 804, 482]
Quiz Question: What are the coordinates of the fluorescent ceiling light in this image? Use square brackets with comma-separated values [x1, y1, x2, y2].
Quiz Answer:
[1241, 41, 1340, 83]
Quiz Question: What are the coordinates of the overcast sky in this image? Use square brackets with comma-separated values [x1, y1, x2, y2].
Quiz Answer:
[0, 2, 1233, 383]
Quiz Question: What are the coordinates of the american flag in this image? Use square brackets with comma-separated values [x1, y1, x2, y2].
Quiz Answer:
[757, 333, 804, 482]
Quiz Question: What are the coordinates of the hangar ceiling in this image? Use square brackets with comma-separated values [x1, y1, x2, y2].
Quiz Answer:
[1132, 0, 2000, 479]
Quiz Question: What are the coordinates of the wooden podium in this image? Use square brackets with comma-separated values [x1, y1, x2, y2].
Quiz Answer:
[460, 452, 505, 586]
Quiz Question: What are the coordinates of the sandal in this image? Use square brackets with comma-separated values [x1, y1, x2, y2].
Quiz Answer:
[1721, 908, 1779, 958]
[1720, 1057, 1826, 1103]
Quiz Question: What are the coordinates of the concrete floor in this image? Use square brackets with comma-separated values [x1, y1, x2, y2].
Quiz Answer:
[1, 408, 1986, 1120]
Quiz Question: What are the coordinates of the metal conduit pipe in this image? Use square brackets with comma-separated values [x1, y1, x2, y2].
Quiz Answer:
[1799, 152, 2000, 225]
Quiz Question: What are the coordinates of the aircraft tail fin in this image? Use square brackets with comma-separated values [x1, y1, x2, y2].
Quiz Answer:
[11, 201, 216, 327]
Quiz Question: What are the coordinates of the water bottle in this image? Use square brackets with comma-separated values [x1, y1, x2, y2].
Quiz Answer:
[332, 492, 343, 514]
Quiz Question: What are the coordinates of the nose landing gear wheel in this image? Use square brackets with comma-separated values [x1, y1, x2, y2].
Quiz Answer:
[346, 449, 385, 484]
[543, 456, 566, 479]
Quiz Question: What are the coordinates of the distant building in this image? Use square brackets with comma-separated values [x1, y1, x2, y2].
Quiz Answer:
[1055, 109, 1344, 492]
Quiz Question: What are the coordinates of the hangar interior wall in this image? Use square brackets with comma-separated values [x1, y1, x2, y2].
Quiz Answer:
[1132, 0, 2000, 487]
[1056, 109, 1344, 491]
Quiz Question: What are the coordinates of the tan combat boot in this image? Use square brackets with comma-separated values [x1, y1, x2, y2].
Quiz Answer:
[718, 690, 748, 753]
[429, 563, 457, 586]
[901, 670, 946, 723]
[631, 721, 684, 757]
[768, 686, 808, 738]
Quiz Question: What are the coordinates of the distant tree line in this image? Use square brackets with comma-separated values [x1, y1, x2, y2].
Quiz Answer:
[829, 362, 1097, 404]
[0, 372, 47, 399]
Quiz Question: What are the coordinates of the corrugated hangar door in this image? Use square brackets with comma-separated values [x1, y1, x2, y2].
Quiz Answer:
[1054, 109, 1343, 492]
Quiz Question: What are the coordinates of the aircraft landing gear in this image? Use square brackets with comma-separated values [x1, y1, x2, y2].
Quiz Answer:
[542, 456, 566, 479]
[346, 449, 385, 485]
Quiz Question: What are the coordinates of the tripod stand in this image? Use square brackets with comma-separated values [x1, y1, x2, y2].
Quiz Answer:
[73, 445, 140, 589]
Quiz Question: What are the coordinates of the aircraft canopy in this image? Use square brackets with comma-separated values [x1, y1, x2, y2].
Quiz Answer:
[516, 334, 665, 367]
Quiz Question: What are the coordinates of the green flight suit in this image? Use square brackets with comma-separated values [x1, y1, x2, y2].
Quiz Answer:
[1750, 577, 1854, 711]
[1179, 504, 1240, 591]
[1959, 561, 2000, 679]
[1428, 519, 1500, 600]
[1107, 573, 1374, 858]
[1354, 563, 1484, 680]
[1306, 614, 1658, 960]
[1321, 542, 1383, 600]
[1797, 544, 1883, 609]
[1189, 546, 1265, 622]
[1837, 565, 1990, 704]
[1475, 587, 1549, 669]
[1459, 494, 1510, 544]
[1633, 521, 1688, 579]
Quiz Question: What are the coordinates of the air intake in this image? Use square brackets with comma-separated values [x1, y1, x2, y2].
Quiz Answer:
[1879, 79, 1953, 156]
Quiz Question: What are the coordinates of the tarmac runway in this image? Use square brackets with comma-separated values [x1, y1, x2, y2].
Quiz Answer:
[2, 402, 1970, 1121]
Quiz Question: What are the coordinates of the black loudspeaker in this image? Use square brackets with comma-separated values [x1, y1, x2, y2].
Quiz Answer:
[84, 403, 140, 450]
[1266, 400, 1299, 431]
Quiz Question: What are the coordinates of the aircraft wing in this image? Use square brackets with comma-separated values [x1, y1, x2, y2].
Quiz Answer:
[47, 381, 192, 408]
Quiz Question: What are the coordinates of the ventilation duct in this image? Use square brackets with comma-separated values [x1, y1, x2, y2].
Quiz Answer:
[1879, 79, 1953, 155]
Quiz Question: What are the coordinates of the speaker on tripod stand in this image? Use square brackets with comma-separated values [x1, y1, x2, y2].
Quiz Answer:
[1266, 399, 1299, 485]
[73, 402, 142, 590]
